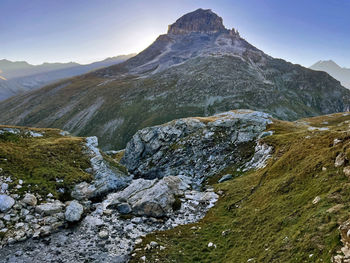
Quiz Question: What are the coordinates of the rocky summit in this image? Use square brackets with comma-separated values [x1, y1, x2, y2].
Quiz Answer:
[167, 8, 227, 35]
[0, 9, 349, 150]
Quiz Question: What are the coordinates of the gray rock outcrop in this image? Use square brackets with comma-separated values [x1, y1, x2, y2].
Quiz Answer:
[72, 136, 131, 200]
[121, 110, 272, 185]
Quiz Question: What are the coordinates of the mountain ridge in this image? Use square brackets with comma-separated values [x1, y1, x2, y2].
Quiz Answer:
[0, 54, 135, 101]
[0, 9, 349, 150]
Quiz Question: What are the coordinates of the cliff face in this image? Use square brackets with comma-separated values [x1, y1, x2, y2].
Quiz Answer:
[167, 9, 228, 35]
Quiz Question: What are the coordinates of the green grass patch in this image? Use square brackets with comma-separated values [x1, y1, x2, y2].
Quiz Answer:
[130, 114, 350, 263]
[0, 126, 92, 201]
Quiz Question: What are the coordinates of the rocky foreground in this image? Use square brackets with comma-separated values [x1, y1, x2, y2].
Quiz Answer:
[0, 110, 272, 262]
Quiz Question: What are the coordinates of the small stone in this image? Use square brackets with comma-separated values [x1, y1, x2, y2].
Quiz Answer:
[47, 193, 53, 198]
[334, 139, 342, 146]
[0, 183, 8, 193]
[312, 196, 321, 205]
[322, 167, 327, 172]
[98, 229, 109, 239]
[159, 245, 166, 250]
[222, 230, 230, 236]
[103, 209, 112, 215]
[208, 242, 216, 248]
[22, 193, 37, 206]
[335, 153, 346, 167]
[150, 241, 158, 248]
[18, 179, 23, 185]
[344, 166, 350, 177]
[117, 203, 132, 214]
[135, 238, 143, 245]
[218, 174, 233, 183]
[131, 217, 143, 224]
[140, 256, 146, 262]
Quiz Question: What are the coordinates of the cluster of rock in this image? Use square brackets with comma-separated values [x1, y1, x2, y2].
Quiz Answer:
[0, 135, 130, 248]
[0, 175, 218, 262]
[333, 220, 350, 263]
[0, 190, 86, 247]
[0, 110, 274, 262]
[0, 127, 43, 137]
[121, 110, 272, 186]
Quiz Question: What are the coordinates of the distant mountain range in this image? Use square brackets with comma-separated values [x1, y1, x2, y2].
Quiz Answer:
[0, 8, 349, 150]
[310, 60, 350, 89]
[0, 54, 135, 100]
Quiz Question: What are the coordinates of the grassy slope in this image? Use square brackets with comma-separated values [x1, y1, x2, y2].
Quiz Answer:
[130, 113, 350, 263]
[0, 126, 92, 201]
[0, 55, 348, 151]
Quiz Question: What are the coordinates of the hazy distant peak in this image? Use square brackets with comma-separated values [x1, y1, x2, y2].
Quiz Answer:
[310, 60, 350, 89]
[311, 60, 342, 70]
[167, 8, 228, 35]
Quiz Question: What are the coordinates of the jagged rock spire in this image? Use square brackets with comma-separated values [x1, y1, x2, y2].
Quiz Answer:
[167, 8, 228, 35]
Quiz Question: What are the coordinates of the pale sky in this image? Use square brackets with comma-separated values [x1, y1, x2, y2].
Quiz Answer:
[1, 0, 349, 67]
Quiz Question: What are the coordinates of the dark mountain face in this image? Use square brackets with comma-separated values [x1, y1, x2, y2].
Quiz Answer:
[0, 9, 349, 150]
[310, 60, 350, 89]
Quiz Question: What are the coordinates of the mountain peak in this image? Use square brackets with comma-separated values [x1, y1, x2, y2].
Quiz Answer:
[167, 8, 228, 35]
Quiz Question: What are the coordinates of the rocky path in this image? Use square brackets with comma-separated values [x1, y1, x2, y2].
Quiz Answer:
[0, 184, 218, 263]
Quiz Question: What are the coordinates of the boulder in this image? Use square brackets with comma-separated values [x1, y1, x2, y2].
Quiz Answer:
[65, 200, 84, 222]
[0, 194, 15, 212]
[106, 176, 186, 218]
[22, 193, 37, 206]
[35, 201, 64, 215]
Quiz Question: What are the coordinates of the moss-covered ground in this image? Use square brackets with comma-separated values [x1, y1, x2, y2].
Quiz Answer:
[0, 126, 92, 201]
[130, 112, 350, 263]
